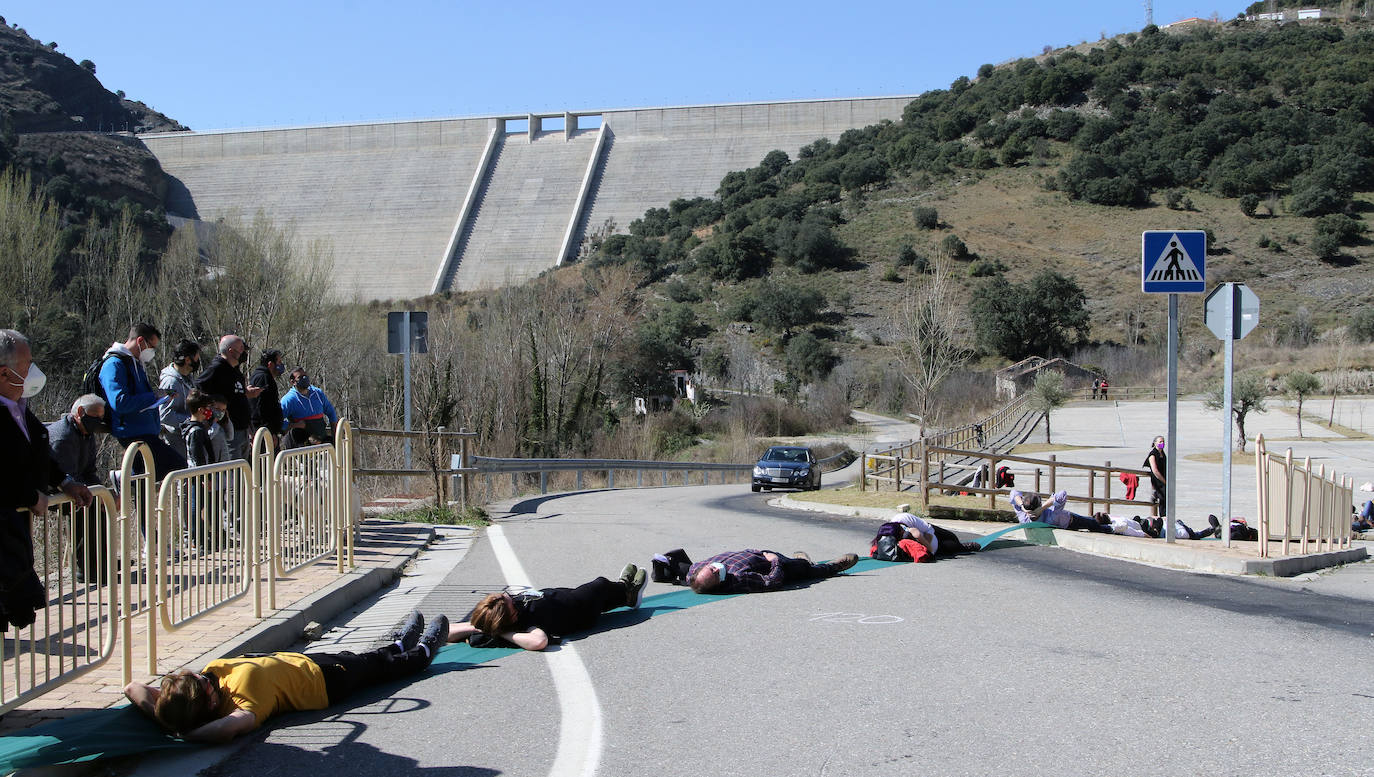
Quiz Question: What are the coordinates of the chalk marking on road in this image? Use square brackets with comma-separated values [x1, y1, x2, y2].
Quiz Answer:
[487, 524, 603, 777]
[808, 612, 904, 624]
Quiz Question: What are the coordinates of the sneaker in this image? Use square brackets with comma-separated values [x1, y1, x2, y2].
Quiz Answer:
[618, 563, 638, 588]
[824, 553, 860, 575]
[625, 567, 648, 608]
[962, 541, 982, 552]
[419, 614, 449, 665]
[383, 610, 425, 651]
[1208, 514, 1221, 532]
[791, 551, 812, 563]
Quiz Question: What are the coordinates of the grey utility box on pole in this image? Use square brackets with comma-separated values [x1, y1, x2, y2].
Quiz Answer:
[1203, 283, 1258, 547]
[387, 311, 429, 469]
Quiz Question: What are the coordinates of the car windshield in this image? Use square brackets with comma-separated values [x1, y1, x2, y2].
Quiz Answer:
[762, 448, 807, 463]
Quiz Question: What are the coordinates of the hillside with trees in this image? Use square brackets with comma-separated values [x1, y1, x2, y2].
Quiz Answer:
[576, 14, 1374, 414]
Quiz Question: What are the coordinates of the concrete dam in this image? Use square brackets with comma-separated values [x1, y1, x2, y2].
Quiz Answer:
[140, 96, 915, 301]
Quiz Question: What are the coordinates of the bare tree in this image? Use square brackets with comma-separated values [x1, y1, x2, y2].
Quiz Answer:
[895, 251, 966, 439]
[0, 171, 61, 332]
[1329, 332, 1350, 426]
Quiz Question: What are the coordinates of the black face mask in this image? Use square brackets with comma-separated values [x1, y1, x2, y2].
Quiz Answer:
[79, 414, 109, 435]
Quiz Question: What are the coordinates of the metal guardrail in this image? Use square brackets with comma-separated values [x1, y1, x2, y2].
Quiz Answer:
[471, 455, 751, 498]
[469, 450, 850, 500]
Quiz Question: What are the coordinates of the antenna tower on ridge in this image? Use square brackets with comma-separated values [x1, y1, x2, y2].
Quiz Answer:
[1144, 0, 1154, 26]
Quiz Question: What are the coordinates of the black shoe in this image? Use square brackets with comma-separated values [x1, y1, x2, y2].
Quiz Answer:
[384, 610, 425, 651]
[420, 614, 449, 664]
[1208, 514, 1221, 532]
[962, 541, 982, 552]
[625, 567, 648, 608]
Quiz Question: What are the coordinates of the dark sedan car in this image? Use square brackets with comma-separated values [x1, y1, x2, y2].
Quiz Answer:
[751, 445, 820, 492]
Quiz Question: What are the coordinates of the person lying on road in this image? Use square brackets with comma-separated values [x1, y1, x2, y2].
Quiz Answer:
[124, 610, 446, 744]
[687, 549, 859, 594]
[448, 563, 648, 651]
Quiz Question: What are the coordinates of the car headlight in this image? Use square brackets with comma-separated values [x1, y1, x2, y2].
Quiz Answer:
[753, 466, 765, 476]
[796, 468, 809, 477]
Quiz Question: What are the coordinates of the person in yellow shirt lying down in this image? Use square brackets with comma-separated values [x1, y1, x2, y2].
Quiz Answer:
[123, 611, 447, 743]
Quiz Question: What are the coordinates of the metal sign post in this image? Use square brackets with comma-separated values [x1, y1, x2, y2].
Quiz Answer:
[1204, 283, 1259, 547]
[1166, 294, 1178, 543]
[387, 311, 430, 470]
[1143, 231, 1207, 544]
[404, 312, 412, 469]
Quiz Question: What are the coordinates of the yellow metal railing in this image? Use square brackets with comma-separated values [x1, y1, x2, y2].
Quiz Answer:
[1, 420, 357, 713]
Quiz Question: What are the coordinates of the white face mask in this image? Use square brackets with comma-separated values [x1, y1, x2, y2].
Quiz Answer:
[5, 362, 46, 398]
[139, 346, 156, 365]
[711, 562, 726, 582]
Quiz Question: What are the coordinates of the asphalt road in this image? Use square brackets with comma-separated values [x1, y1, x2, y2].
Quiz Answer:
[149, 484, 1374, 777]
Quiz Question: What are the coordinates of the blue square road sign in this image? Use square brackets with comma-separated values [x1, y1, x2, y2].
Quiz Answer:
[1142, 230, 1206, 293]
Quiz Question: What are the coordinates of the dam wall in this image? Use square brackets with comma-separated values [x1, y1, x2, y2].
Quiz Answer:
[141, 96, 914, 300]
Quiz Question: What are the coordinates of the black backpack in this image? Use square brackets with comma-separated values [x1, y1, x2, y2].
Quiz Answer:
[80, 351, 138, 405]
[870, 522, 912, 562]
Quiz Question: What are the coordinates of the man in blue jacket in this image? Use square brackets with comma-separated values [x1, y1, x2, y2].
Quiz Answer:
[99, 323, 186, 479]
[280, 367, 338, 447]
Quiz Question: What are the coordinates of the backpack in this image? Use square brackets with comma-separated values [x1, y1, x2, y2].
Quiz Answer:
[1228, 518, 1258, 541]
[80, 351, 137, 405]
[870, 522, 912, 562]
[996, 466, 1014, 488]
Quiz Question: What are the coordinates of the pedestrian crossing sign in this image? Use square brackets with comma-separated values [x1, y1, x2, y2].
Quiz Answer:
[1142, 230, 1206, 293]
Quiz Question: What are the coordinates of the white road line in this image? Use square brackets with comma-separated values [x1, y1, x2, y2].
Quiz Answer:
[486, 524, 603, 777]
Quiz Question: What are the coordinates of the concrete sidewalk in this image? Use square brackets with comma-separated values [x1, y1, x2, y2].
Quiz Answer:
[0, 518, 437, 735]
[776, 495, 1369, 577]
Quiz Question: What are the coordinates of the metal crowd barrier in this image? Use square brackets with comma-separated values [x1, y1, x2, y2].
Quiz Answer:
[1, 420, 357, 714]
[1, 488, 120, 714]
[1254, 434, 1353, 557]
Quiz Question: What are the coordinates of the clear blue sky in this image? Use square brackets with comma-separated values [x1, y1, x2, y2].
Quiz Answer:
[5, 0, 1229, 131]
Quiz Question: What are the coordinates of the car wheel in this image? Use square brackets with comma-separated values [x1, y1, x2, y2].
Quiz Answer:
[751, 483, 760, 493]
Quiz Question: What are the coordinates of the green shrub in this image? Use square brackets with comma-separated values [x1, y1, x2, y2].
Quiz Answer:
[1239, 193, 1259, 218]
[940, 234, 970, 260]
[913, 206, 939, 230]
[968, 259, 1006, 277]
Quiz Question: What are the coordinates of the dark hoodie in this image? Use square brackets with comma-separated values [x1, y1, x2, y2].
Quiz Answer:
[249, 364, 283, 434]
[180, 416, 217, 468]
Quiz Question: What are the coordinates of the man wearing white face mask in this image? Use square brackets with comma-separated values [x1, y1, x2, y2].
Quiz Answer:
[687, 548, 859, 594]
[100, 323, 187, 480]
[0, 330, 93, 629]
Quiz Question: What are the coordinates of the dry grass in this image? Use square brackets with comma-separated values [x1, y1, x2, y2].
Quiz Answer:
[832, 163, 1374, 354]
